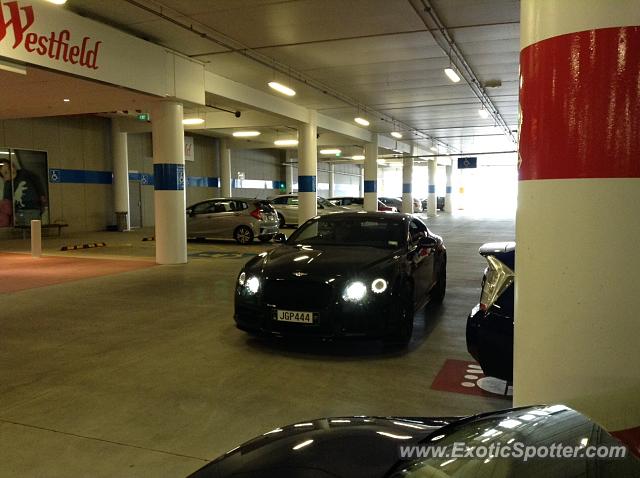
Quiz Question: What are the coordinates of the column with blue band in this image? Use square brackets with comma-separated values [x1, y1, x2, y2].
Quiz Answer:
[298, 175, 317, 192]
[428, 185, 436, 194]
[403, 183, 412, 193]
[154, 164, 185, 191]
[364, 180, 377, 193]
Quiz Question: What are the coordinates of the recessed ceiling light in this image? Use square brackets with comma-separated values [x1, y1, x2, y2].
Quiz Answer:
[478, 108, 490, 119]
[320, 148, 341, 155]
[391, 131, 402, 139]
[352, 155, 365, 160]
[233, 131, 261, 137]
[182, 118, 204, 125]
[46, 0, 67, 4]
[274, 139, 298, 146]
[444, 67, 461, 83]
[268, 81, 296, 97]
[63, 98, 70, 102]
[354, 117, 370, 126]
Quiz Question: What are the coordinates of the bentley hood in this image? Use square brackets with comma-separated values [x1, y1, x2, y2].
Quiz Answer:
[250, 245, 401, 279]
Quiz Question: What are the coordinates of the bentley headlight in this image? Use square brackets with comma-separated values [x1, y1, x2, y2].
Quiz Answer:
[343, 281, 367, 302]
[371, 278, 388, 294]
[238, 271, 246, 286]
[246, 276, 260, 294]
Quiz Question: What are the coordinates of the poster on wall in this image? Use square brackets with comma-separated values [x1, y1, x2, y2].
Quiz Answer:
[184, 136, 194, 162]
[0, 149, 50, 227]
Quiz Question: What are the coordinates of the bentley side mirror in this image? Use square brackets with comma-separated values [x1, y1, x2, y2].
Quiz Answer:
[418, 235, 437, 248]
[273, 233, 287, 243]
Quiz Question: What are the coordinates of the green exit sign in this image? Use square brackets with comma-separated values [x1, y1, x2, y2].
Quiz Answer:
[136, 113, 150, 121]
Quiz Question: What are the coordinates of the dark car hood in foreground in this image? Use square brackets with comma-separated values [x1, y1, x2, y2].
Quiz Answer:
[188, 405, 640, 478]
[187, 416, 450, 478]
[250, 244, 402, 279]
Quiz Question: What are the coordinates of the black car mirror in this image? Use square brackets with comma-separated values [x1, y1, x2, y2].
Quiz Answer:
[418, 235, 437, 248]
[273, 233, 287, 243]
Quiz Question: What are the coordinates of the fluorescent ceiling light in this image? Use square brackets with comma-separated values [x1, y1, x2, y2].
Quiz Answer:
[319, 149, 341, 155]
[183, 118, 205, 125]
[430, 145, 438, 152]
[0, 58, 27, 75]
[352, 155, 365, 160]
[391, 132, 402, 139]
[354, 117, 370, 126]
[46, 0, 67, 4]
[377, 159, 386, 165]
[268, 81, 296, 97]
[63, 98, 70, 102]
[444, 67, 461, 83]
[478, 108, 490, 119]
[274, 139, 298, 146]
[233, 131, 261, 137]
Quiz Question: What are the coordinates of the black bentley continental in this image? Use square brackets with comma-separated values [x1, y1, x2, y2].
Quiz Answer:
[234, 212, 446, 346]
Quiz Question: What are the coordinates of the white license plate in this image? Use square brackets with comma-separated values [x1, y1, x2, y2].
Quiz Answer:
[275, 309, 315, 324]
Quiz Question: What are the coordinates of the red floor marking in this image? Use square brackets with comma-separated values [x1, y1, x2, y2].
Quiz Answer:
[430, 359, 511, 399]
[0, 253, 155, 293]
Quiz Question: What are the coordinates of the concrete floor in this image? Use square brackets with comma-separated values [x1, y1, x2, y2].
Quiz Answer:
[1, 212, 515, 477]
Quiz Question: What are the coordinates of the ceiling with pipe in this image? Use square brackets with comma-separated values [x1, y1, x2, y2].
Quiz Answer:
[64, 0, 520, 154]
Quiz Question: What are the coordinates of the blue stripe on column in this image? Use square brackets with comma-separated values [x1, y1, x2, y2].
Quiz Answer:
[364, 180, 377, 193]
[446, 186, 452, 193]
[428, 185, 436, 193]
[207, 177, 220, 188]
[128, 172, 141, 181]
[154, 164, 185, 191]
[402, 183, 412, 193]
[298, 175, 317, 192]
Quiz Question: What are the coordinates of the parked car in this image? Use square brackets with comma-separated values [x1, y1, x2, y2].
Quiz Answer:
[328, 196, 397, 212]
[466, 242, 515, 381]
[234, 212, 446, 346]
[377, 196, 422, 213]
[186, 198, 278, 245]
[269, 193, 346, 227]
[188, 404, 640, 477]
[421, 196, 446, 211]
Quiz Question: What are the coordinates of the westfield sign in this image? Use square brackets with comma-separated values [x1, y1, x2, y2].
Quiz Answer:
[0, 0, 102, 69]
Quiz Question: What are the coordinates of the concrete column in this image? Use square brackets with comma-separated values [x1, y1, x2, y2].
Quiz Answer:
[298, 111, 317, 225]
[359, 165, 364, 197]
[285, 150, 295, 193]
[516, 0, 640, 433]
[328, 163, 335, 198]
[111, 119, 130, 230]
[402, 152, 413, 214]
[427, 159, 437, 216]
[444, 164, 453, 213]
[151, 101, 187, 265]
[363, 136, 378, 211]
[220, 140, 232, 197]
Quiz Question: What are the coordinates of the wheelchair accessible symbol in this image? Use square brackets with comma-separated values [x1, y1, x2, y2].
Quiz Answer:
[177, 165, 185, 190]
[49, 169, 61, 183]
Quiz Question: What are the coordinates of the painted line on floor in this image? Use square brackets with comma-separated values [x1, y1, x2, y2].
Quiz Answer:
[60, 242, 107, 251]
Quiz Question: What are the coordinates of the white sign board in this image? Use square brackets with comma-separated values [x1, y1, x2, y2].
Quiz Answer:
[0, 0, 167, 96]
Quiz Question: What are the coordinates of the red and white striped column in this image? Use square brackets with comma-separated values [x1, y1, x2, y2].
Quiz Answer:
[515, 0, 640, 436]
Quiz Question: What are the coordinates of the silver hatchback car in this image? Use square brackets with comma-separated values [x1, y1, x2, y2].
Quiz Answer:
[186, 198, 279, 244]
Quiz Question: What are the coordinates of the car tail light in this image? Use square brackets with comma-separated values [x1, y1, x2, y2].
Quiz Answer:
[379, 205, 392, 211]
[479, 255, 514, 311]
[250, 208, 263, 220]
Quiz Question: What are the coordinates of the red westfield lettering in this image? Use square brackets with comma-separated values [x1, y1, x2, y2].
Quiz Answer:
[0, 0, 102, 69]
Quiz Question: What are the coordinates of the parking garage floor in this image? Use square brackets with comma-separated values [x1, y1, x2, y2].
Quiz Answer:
[1, 213, 514, 478]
